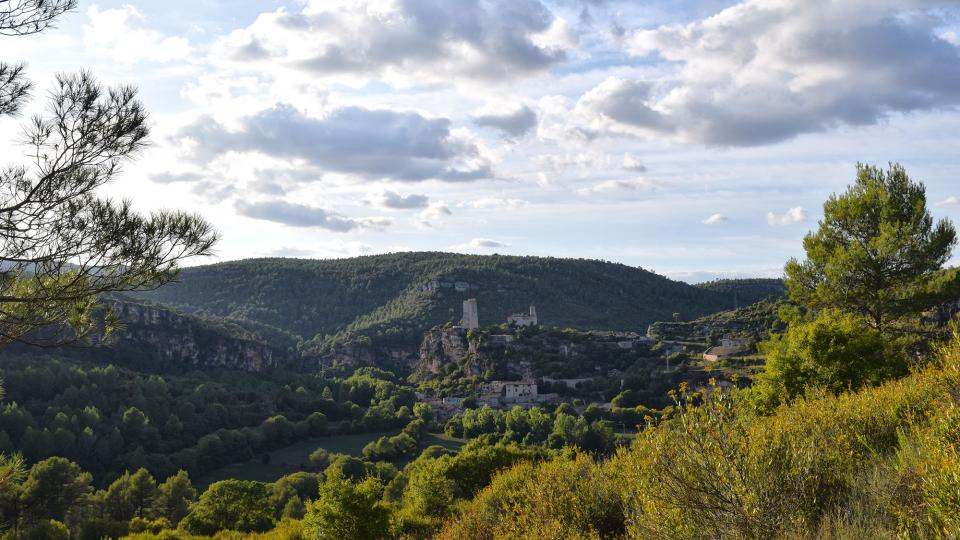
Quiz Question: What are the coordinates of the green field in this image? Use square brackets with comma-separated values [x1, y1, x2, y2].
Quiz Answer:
[196, 430, 399, 488]
[196, 431, 468, 488]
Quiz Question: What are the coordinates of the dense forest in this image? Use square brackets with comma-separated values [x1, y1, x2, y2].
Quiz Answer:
[133, 253, 784, 355]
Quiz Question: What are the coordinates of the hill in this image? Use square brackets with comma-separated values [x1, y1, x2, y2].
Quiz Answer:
[133, 253, 784, 363]
[647, 298, 786, 344]
[693, 278, 785, 304]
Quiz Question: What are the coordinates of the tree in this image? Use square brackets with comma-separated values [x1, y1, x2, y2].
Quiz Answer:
[0, 2, 217, 347]
[153, 470, 196, 525]
[785, 163, 956, 332]
[19, 456, 91, 522]
[308, 448, 330, 471]
[179, 479, 273, 535]
[754, 310, 909, 409]
[302, 471, 391, 540]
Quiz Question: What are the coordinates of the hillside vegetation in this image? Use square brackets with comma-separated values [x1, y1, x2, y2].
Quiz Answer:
[440, 336, 960, 539]
[134, 253, 783, 354]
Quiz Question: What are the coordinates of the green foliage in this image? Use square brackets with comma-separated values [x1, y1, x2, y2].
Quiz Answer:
[23, 519, 70, 540]
[0, 354, 379, 482]
[442, 335, 960, 539]
[785, 163, 957, 330]
[104, 468, 158, 521]
[307, 448, 329, 470]
[179, 479, 274, 535]
[135, 253, 757, 354]
[302, 472, 391, 540]
[439, 451, 624, 540]
[445, 405, 617, 455]
[19, 456, 92, 522]
[154, 470, 197, 525]
[753, 310, 910, 409]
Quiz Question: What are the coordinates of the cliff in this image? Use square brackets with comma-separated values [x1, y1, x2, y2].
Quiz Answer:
[412, 326, 474, 378]
[92, 300, 286, 372]
[410, 325, 657, 384]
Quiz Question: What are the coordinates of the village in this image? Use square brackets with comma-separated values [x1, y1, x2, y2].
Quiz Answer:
[415, 297, 757, 419]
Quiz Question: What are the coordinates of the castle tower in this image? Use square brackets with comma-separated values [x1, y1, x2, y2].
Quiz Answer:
[463, 298, 479, 329]
[528, 305, 538, 325]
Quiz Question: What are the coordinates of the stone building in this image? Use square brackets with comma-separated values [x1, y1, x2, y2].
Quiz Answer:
[507, 305, 538, 327]
[481, 380, 538, 405]
[503, 381, 537, 403]
[463, 298, 479, 329]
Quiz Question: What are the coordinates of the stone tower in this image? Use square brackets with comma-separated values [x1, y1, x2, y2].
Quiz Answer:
[528, 304, 537, 325]
[463, 298, 479, 329]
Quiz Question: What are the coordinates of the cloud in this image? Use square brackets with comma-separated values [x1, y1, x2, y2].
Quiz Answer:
[767, 207, 808, 226]
[451, 238, 512, 250]
[622, 153, 647, 172]
[473, 105, 538, 136]
[939, 196, 960, 207]
[235, 200, 391, 232]
[459, 197, 530, 210]
[149, 172, 204, 184]
[570, 0, 960, 146]
[418, 201, 453, 227]
[84, 6, 191, 64]
[702, 213, 728, 225]
[575, 78, 672, 137]
[577, 177, 665, 196]
[266, 246, 315, 258]
[213, 0, 568, 84]
[179, 104, 493, 182]
[368, 191, 431, 210]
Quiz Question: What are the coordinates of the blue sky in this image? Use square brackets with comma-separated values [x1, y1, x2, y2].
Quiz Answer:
[2, 0, 960, 282]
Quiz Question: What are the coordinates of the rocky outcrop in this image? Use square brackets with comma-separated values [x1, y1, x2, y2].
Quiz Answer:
[101, 301, 280, 372]
[414, 327, 473, 378]
[303, 341, 420, 371]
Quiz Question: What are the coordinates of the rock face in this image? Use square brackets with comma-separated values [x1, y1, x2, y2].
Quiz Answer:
[102, 301, 280, 372]
[414, 327, 473, 378]
[303, 342, 420, 371]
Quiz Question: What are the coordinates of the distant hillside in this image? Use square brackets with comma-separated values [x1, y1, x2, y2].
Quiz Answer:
[5, 297, 300, 372]
[134, 253, 777, 358]
[647, 298, 786, 344]
[693, 278, 786, 306]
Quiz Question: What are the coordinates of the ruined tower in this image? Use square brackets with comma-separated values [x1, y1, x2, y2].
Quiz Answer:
[463, 298, 479, 329]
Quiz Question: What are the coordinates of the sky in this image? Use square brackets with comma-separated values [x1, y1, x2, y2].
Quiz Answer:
[2, 0, 960, 283]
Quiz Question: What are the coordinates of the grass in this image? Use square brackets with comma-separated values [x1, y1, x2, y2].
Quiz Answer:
[421, 432, 468, 450]
[196, 430, 399, 488]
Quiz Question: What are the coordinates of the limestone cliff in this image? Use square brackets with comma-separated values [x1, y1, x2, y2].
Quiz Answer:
[413, 326, 474, 378]
[410, 326, 658, 383]
[97, 301, 283, 372]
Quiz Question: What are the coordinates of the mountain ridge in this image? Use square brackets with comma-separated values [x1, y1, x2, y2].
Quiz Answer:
[133, 253, 785, 364]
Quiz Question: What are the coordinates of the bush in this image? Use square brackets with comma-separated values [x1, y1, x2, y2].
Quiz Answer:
[753, 309, 910, 410]
[439, 452, 623, 540]
[179, 479, 274, 535]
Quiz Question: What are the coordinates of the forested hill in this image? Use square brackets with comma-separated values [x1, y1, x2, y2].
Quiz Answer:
[133, 253, 784, 352]
[693, 277, 786, 301]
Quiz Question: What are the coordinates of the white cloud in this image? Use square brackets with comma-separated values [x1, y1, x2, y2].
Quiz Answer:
[84, 5, 191, 65]
[622, 153, 647, 172]
[767, 207, 808, 226]
[178, 104, 493, 183]
[451, 238, 512, 251]
[567, 0, 960, 146]
[211, 0, 569, 85]
[418, 201, 453, 228]
[459, 197, 529, 210]
[235, 200, 391, 232]
[939, 196, 960, 207]
[367, 191, 430, 210]
[473, 104, 538, 136]
[702, 213, 728, 225]
[577, 177, 665, 196]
